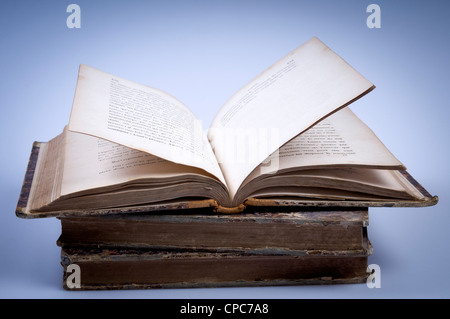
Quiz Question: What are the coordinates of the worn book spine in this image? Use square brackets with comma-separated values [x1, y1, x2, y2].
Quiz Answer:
[61, 246, 371, 290]
[16, 142, 41, 218]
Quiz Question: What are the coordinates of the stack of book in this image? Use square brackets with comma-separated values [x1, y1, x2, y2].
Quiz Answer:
[57, 208, 372, 290]
[16, 37, 437, 290]
[16, 143, 435, 290]
[19, 149, 435, 290]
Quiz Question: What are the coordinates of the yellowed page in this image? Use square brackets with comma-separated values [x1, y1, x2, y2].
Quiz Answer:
[249, 187, 395, 201]
[61, 129, 220, 197]
[250, 107, 405, 178]
[238, 168, 424, 203]
[68, 64, 225, 185]
[208, 37, 374, 199]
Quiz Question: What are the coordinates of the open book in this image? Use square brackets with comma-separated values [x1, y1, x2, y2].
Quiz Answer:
[19, 37, 436, 217]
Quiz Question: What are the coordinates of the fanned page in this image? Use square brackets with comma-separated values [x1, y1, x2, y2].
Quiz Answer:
[208, 37, 375, 199]
[233, 107, 409, 205]
[60, 129, 222, 198]
[68, 65, 226, 186]
[248, 107, 405, 180]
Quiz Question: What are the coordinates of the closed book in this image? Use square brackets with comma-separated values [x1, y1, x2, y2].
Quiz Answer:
[61, 244, 372, 290]
[57, 208, 370, 255]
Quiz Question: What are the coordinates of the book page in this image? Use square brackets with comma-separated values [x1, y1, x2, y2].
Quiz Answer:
[241, 107, 405, 188]
[208, 37, 374, 199]
[272, 107, 404, 172]
[236, 167, 424, 204]
[60, 129, 222, 197]
[68, 65, 225, 185]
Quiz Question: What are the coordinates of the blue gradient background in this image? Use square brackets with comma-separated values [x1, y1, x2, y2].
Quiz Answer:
[0, 0, 448, 298]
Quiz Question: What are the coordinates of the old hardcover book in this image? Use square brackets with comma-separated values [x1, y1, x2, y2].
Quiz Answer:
[16, 140, 437, 219]
[60, 245, 372, 290]
[57, 208, 370, 254]
[16, 37, 438, 219]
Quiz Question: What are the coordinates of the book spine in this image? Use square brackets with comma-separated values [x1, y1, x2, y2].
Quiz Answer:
[16, 142, 41, 219]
